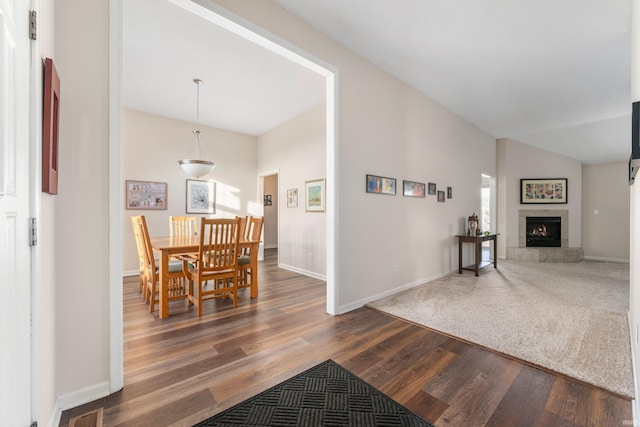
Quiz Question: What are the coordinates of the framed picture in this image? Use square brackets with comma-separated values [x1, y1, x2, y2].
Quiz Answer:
[126, 180, 167, 210]
[264, 194, 272, 206]
[43, 58, 61, 195]
[437, 190, 445, 202]
[403, 180, 425, 198]
[287, 188, 298, 208]
[520, 178, 568, 204]
[305, 179, 326, 212]
[447, 186, 452, 199]
[428, 182, 436, 195]
[366, 174, 396, 195]
[186, 179, 216, 213]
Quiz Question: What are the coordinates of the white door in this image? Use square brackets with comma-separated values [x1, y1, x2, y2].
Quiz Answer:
[0, 0, 33, 425]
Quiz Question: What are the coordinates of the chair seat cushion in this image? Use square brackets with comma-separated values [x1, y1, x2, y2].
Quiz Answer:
[238, 255, 251, 265]
[154, 260, 185, 273]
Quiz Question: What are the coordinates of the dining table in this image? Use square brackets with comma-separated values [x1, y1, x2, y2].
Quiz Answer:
[150, 234, 261, 319]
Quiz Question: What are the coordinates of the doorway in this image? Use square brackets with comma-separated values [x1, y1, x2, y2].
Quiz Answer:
[260, 172, 279, 263]
[110, 0, 338, 391]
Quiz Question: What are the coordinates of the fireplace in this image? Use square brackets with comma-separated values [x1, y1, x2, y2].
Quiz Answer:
[526, 216, 561, 247]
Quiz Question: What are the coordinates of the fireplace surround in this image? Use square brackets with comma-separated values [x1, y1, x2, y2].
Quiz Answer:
[506, 209, 583, 262]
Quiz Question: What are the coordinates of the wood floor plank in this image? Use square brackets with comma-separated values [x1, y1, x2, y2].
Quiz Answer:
[59, 249, 632, 427]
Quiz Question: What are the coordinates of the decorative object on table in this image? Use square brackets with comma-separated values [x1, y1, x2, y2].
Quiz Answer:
[263, 194, 272, 206]
[286, 188, 298, 207]
[366, 174, 396, 195]
[178, 78, 215, 178]
[520, 178, 567, 204]
[305, 178, 326, 212]
[186, 179, 215, 214]
[467, 213, 479, 236]
[403, 180, 425, 198]
[428, 182, 436, 195]
[43, 58, 61, 195]
[437, 190, 445, 202]
[193, 359, 434, 427]
[125, 180, 167, 210]
[447, 186, 452, 199]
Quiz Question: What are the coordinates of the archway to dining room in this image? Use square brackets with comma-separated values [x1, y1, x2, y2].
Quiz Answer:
[109, 0, 338, 391]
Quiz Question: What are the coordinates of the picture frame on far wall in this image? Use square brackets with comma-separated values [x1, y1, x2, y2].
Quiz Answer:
[287, 188, 298, 208]
[186, 179, 216, 214]
[520, 178, 567, 204]
[437, 190, 445, 202]
[447, 186, 452, 199]
[305, 179, 326, 212]
[366, 174, 396, 195]
[126, 180, 167, 210]
[403, 180, 425, 198]
[428, 182, 436, 195]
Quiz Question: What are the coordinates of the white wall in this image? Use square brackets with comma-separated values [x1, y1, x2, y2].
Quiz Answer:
[629, 0, 640, 411]
[55, 0, 110, 405]
[582, 162, 630, 262]
[53, 0, 496, 413]
[496, 138, 583, 257]
[258, 104, 327, 277]
[217, 1, 496, 309]
[37, 0, 58, 424]
[122, 109, 258, 273]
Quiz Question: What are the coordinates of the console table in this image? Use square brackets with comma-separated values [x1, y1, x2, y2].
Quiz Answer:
[457, 233, 498, 276]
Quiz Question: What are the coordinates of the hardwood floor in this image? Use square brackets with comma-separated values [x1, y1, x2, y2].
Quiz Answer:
[60, 249, 632, 426]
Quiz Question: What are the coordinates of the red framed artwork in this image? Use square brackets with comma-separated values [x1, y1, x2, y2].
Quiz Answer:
[43, 58, 60, 194]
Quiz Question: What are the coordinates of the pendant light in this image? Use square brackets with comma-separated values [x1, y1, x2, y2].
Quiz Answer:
[178, 78, 215, 178]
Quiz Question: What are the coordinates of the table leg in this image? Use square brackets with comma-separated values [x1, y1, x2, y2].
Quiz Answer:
[493, 235, 498, 268]
[250, 243, 259, 298]
[159, 250, 169, 319]
[475, 241, 481, 276]
[458, 239, 463, 274]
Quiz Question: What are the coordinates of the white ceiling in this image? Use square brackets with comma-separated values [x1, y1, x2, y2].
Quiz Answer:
[124, 0, 632, 165]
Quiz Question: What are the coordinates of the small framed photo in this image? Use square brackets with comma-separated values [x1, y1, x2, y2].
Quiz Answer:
[447, 186, 452, 199]
[520, 178, 567, 204]
[403, 180, 425, 198]
[126, 180, 167, 210]
[186, 179, 216, 214]
[437, 190, 445, 202]
[366, 174, 396, 195]
[287, 188, 298, 208]
[305, 179, 326, 212]
[428, 182, 436, 195]
[264, 194, 272, 206]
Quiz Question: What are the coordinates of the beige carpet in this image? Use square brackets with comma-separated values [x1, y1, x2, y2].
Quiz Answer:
[366, 259, 634, 398]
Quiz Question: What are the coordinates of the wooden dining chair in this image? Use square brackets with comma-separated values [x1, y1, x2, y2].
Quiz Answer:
[169, 216, 197, 236]
[130, 216, 147, 297]
[135, 215, 188, 312]
[181, 217, 240, 316]
[237, 216, 264, 292]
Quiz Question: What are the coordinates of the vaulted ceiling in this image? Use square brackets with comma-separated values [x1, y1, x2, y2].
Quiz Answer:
[124, 0, 632, 165]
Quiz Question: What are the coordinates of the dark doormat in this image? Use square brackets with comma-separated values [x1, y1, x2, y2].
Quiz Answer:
[193, 359, 434, 426]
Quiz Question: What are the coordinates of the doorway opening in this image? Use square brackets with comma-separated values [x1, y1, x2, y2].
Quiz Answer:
[110, 0, 338, 391]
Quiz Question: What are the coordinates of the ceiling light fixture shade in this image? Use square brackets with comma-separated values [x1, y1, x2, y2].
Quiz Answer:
[178, 79, 215, 178]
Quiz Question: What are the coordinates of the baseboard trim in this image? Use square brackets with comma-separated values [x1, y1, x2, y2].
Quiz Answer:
[337, 268, 456, 314]
[628, 312, 639, 423]
[583, 256, 630, 263]
[48, 406, 62, 427]
[278, 263, 326, 281]
[123, 269, 138, 277]
[57, 381, 111, 413]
